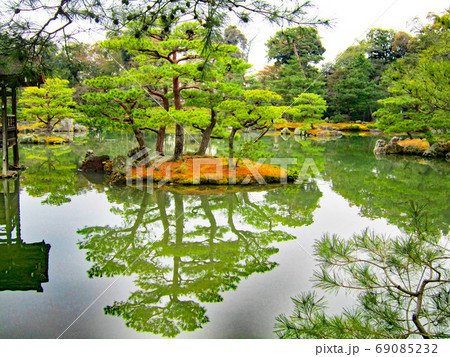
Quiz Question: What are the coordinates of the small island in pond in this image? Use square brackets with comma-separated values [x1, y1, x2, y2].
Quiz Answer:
[81, 152, 297, 185]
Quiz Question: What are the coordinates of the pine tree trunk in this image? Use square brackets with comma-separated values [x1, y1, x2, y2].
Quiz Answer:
[155, 96, 169, 156]
[46, 121, 52, 136]
[228, 127, 238, 156]
[132, 127, 148, 161]
[173, 123, 184, 161]
[292, 42, 306, 79]
[228, 127, 238, 168]
[156, 125, 166, 155]
[197, 109, 217, 156]
[172, 52, 184, 161]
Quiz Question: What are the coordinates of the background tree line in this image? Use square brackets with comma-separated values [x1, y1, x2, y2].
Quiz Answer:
[6, 6, 449, 159]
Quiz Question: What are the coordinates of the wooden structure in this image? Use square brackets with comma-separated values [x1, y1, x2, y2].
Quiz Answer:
[0, 178, 50, 292]
[1, 57, 44, 177]
[0, 85, 19, 177]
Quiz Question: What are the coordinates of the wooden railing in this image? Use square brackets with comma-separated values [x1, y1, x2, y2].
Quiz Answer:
[6, 114, 17, 129]
[1, 114, 18, 147]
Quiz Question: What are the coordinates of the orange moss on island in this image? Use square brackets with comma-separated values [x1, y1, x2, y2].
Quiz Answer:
[397, 138, 430, 151]
[306, 129, 332, 136]
[128, 156, 290, 185]
[17, 133, 71, 145]
[330, 123, 371, 131]
[17, 122, 46, 131]
[273, 122, 303, 130]
[305, 129, 319, 135]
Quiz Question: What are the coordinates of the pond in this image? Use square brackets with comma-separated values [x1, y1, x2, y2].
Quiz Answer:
[0, 132, 449, 338]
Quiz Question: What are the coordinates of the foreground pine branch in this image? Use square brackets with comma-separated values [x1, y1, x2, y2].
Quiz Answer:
[275, 203, 450, 339]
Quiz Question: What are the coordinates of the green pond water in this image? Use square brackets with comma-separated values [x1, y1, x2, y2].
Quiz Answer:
[0, 132, 449, 338]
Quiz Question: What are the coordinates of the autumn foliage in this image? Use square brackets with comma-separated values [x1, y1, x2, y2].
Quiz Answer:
[129, 156, 289, 185]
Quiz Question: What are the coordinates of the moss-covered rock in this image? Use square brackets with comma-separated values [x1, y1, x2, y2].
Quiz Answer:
[374, 137, 448, 159]
[423, 142, 449, 158]
[385, 136, 404, 154]
[373, 139, 386, 155]
[80, 150, 111, 172]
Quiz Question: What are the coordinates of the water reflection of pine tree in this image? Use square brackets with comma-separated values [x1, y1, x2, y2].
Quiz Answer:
[78, 186, 319, 337]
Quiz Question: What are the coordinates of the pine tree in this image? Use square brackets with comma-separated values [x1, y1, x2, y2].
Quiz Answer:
[264, 26, 326, 104]
[19, 78, 76, 135]
[218, 90, 283, 158]
[286, 93, 327, 129]
[82, 75, 169, 157]
[103, 22, 249, 160]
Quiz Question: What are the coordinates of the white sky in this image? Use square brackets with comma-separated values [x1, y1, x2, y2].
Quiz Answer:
[239, 0, 450, 72]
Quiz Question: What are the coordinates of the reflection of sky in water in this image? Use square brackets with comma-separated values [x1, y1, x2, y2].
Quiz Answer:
[0, 180, 401, 339]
